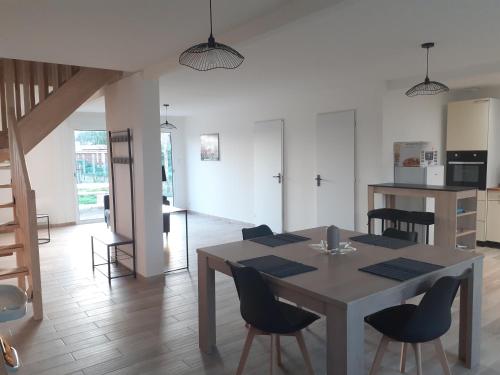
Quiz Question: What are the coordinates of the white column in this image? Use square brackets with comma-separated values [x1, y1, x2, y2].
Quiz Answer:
[105, 72, 164, 277]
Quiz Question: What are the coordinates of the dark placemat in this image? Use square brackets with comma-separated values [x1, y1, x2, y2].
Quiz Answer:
[350, 234, 416, 249]
[238, 255, 317, 278]
[359, 257, 444, 281]
[250, 233, 311, 248]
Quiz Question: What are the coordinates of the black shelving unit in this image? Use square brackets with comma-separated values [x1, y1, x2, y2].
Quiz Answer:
[91, 129, 136, 283]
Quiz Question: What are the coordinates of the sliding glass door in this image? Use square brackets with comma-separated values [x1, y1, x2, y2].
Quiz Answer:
[161, 132, 174, 205]
[74, 130, 109, 222]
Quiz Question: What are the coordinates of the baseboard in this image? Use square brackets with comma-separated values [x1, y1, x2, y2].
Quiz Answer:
[37, 221, 76, 229]
[477, 240, 500, 249]
[187, 210, 253, 227]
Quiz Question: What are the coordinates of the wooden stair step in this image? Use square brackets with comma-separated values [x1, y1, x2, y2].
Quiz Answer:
[0, 165, 10, 170]
[0, 202, 14, 209]
[0, 243, 23, 257]
[0, 223, 19, 233]
[0, 267, 28, 281]
[0, 184, 12, 189]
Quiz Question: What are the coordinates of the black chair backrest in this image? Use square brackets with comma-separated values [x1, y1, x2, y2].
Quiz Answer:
[404, 273, 466, 341]
[104, 194, 110, 210]
[228, 263, 288, 333]
[242, 224, 273, 240]
[383, 228, 418, 243]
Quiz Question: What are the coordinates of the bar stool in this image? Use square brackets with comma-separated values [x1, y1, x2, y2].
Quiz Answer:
[367, 209, 408, 234]
[406, 212, 435, 244]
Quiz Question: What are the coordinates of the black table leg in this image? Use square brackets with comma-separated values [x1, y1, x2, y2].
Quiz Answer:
[185, 211, 189, 270]
[107, 245, 111, 285]
[47, 215, 51, 243]
[91, 236, 95, 271]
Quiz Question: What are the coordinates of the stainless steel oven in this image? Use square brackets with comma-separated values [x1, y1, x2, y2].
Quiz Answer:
[446, 151, 487, 190]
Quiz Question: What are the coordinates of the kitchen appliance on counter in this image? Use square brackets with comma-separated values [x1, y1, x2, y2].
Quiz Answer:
[446, 150, 487, 190]
[394, 142, 438, 167]
[394, 165, 444, 244]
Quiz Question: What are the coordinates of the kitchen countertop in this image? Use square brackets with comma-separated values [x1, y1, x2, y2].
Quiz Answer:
[368, 183, 477, 192]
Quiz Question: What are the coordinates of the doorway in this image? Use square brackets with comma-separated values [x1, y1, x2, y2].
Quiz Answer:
[74, 130, 109, 222]
[316, 110, 356, 230]
[253, 119, 284, 233]
[161, 132, 174, 205]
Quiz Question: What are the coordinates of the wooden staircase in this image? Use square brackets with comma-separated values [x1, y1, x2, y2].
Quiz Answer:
[0, 58, 121, 320]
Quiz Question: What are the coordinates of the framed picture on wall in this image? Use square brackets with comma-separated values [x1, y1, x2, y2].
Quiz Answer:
[200, 133, 220, 161]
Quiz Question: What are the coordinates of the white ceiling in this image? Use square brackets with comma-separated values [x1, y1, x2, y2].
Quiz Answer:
[150, 0, 500, 116]
[41, 0, 500, 114]
[0, 0, 337, 71]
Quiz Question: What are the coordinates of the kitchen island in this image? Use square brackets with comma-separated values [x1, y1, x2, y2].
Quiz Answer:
[368, 183, 478, 249]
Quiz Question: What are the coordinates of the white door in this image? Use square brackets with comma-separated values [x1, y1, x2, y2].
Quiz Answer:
[316, 110, 355, 230]
[254, 119, 284, 233]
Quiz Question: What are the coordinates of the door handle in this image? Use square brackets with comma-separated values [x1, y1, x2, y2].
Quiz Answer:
[315, 174, 324, 187]
[272, 173, 282, 184]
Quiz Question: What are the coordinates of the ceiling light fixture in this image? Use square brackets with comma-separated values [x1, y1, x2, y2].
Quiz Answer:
[179, 0, 244, 71]
[160, 104, 176, 130]
[405, 42, 449, 97]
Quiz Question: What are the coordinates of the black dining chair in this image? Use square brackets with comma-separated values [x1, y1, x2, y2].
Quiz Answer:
[365, 273, 467, 375]
[382, 228, 418, 243]
[228, 263, 319, 374]
[242, 224, 273, 240]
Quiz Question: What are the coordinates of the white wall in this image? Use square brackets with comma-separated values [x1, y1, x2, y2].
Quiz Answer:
[25, 112, 106, 225]
[105, 72, 164, 277]
[183, 83, 384, 232]
[382, 90, 450, 181]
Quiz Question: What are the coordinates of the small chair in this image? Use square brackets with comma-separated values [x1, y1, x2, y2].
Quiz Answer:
[242, 224, 273, 240]
[382, 228, 418, 243]
[367, 208, 408, 234]
[365, 273, 467, 375]
[228, 263, 319, 374]
[103, 194, 110, 227]
[162, 196, 171, 234]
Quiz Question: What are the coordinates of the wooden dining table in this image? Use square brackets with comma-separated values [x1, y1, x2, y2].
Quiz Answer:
[197, 227, 483, 375]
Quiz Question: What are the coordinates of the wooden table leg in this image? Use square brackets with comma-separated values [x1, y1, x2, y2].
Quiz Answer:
[434, 191, 457, 249]
[198, 252, 216, 354]
[459, 260, 483, 368]
[326, 304, 364, 375]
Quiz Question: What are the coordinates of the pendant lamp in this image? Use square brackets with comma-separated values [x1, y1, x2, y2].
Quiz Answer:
[179, 0, 244, 71]
[405, 42, 449, 97]
[161, 104, 176, 130]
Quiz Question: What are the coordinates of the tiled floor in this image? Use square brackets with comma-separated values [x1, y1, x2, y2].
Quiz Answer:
[1, 213, 500, 374]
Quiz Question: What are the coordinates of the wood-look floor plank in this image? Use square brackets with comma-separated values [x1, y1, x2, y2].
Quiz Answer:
[0, 214, 498, 374]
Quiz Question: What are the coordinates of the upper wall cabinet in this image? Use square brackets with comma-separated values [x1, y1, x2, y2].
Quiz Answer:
[446, 99, 490, 151]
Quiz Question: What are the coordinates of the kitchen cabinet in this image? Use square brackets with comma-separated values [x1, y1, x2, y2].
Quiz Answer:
[486, 189, 500, 242]
[487, 200, 500, 242]
[477, 194, 487, 241]
[447, 99, 490, 151]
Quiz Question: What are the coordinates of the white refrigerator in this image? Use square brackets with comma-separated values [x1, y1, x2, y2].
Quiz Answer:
[394, 165, 444, 244]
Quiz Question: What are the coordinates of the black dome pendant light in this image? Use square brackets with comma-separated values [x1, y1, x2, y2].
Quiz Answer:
[405, 42, 449, 97]
[179, 0, 244, 71]
[160, 104, 176, 131]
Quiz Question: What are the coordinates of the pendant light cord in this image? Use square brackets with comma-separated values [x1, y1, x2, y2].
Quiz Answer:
[425, 47, 430, 80]
[209, 0, 213, 37]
